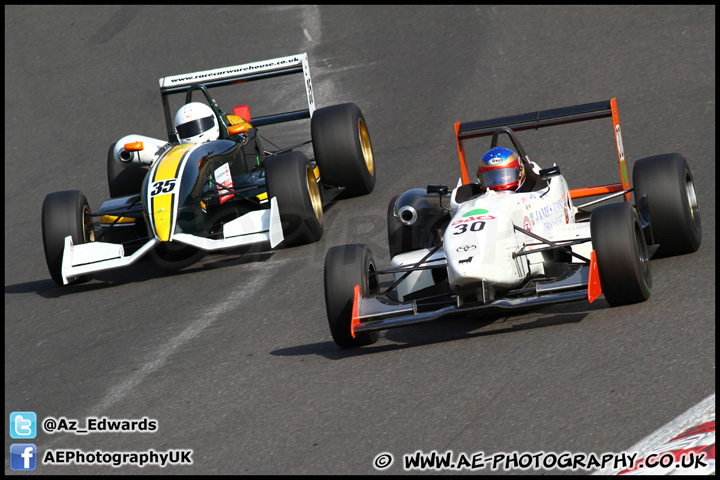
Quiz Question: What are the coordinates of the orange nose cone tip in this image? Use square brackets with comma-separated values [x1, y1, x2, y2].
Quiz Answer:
[351, 284, 361, 338]
[588, 250, 602, 303]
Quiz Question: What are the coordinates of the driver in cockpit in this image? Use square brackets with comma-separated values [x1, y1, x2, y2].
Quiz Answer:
[477, 146, 543, 193]
[173, 102, 220, 145]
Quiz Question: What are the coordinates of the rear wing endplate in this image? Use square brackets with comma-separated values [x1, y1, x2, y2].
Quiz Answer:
[454, 98, 630, 200]
[158, 53, 316, 139]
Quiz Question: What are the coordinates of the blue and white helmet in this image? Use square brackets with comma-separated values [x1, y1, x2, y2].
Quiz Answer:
[478, 146, 525, 192]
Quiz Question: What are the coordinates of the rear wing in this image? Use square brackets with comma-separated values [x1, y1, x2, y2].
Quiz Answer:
[454, 98, 630, 200]
[158, 53, 315, 141]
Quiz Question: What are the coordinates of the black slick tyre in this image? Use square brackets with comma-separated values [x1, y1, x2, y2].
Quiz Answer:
[311, 103, 375, 198]
[41, 190, 96, 286]
[632, 153, 701, 257]
[324, 244, 380, 348]
[265, 151, 323, 247]
[591, 202, 651, 306]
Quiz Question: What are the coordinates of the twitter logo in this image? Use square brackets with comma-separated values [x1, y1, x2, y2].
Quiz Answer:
[10, 412, 37, 439]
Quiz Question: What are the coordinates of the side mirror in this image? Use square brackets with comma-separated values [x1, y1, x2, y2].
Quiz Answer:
[426, 184, 448, 195]
[539, 165, 561, 179]
[228, 123, 250, 136]
[124, 141, 144, 152]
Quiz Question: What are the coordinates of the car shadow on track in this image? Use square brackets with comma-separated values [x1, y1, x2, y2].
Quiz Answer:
[271, 300, 610, 359]
[10, 247, 279, 299]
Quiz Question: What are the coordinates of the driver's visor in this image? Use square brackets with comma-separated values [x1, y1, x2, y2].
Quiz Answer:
[480, 168, 520, 188]
[176, 115, 215, 139]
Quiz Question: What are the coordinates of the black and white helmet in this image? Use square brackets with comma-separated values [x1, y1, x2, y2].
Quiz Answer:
[173, 102, 219, 144]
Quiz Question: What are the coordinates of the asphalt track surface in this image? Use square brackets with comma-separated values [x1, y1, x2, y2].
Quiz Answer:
[5, 5, 715, 475]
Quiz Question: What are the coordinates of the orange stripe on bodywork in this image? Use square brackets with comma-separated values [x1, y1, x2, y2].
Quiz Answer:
[570, 183, 625, 199]
[350, 284, 362, 338]
[151, 144, 192, 242]
[587, 250, 602, 303]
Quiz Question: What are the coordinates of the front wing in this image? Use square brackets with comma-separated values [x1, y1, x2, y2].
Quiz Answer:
[59, 197, 283, 285]
[349, 251, 603, 338]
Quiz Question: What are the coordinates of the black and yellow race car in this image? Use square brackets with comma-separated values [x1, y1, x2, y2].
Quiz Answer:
[41, 53, 376, 286]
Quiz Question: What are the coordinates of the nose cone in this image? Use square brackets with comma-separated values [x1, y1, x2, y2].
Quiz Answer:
[146, 143, 194, 242]
[152, 194, 173, 242]
[445, 193, 526, 290]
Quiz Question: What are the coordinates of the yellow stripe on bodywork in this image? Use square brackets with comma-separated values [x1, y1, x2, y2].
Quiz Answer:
[99, 215, 135, 224]
[152, 144, 192, 241]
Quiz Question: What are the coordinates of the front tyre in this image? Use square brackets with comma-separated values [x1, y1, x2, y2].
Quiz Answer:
[42, 190, 96, 286]
[632, 153, 701, 257]
[591, 202, 651, 306]
[311, 103, 375, 197]
[265, 151, 324, 247]
[324, 244, 380, 348]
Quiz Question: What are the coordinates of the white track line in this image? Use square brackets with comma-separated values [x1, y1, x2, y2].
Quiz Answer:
[87, 5, 325, 419]
[41, 5, 328, 454]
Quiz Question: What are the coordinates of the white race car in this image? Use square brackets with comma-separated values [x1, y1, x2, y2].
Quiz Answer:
[323, 99, 701, 348]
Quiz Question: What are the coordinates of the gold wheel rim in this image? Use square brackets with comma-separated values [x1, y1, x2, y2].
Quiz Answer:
[685, 173, 699, 228]
[82, 205, 95, 242]
[306, 165, 323, 223]
[358, 118, 374, 176]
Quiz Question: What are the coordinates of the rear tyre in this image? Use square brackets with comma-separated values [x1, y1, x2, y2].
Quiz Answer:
[591, 202, 651, 306]
[311, 103, 375, 197]
[632, 153, 701, 257]
[265, 151, 323, 247]
[42, 190, 96, 286]
[324, 244, 380, 348]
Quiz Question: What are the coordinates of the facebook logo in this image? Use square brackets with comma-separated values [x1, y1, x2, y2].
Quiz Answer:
[10, 411, 37, 439]
[10, 444, 37, 471]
